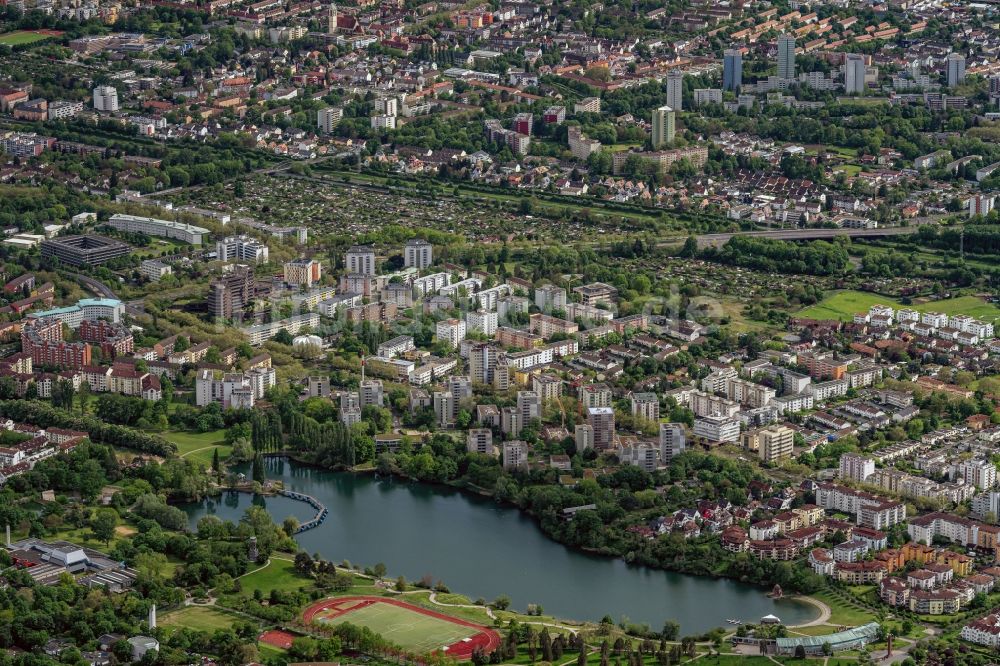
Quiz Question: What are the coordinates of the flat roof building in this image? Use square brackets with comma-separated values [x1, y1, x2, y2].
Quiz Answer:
[41, 235, 131, 266]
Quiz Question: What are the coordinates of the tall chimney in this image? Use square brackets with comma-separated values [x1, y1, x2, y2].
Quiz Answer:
[5, 524, 10, 548]
[149, 604, 156, 630]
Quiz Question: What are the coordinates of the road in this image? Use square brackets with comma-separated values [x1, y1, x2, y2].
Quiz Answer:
[65, 272, 145, 315]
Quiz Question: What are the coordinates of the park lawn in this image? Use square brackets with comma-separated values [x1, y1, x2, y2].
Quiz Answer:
[237, 557, 313, 597]
[796, 290, 1000, 324]
[160, 606, 243, 633]
[317, 601, 476, 654]
[0, 30, 51, 45]
[811, 590, 876, 627]
[257, 643, 287, 659]
[788, 624, 845, 637]
[163, 430, 231, 468]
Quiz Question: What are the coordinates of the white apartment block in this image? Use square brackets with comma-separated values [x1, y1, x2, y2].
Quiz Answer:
[139, 259, 172, 282]
[659, 423, 686, 461]
[317, 107, 343, 133]
[436, 318, 467, 349]
[93, 85, 119, 112]
[346, 245, 376, 276]
[467, 428, 494, 455]
[839, 453, 875, 483]
[534, 284, 567, 311]
[413, 272, 451, 296]
[693, 414, 740, 443]
[377, 335, 415, 358]
[956, 459, 997, 490]
[216, 235, 269, 263]
[503, 440, 528, 470]
[466, 309, 498, 336]
[404, 239, 433, 269]
[630, 392, 660, 422]
[195, 367, 276, 408]
[108, 213, 208, 245]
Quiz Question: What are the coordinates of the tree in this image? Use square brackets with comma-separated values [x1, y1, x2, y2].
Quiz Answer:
[661, 621, 680, 641]
[373, 562, 387, 580]
[679, 236, 698, 258]
[283, 516, 300, 536]
[212, 447, 221, 476]
[91, 509, 117, 545]
[492, 594, 511, 610]
[294, 551, 314, 574]
[794, 645, 806, 659]
[396, 575, 407, 591]
[252, 453, 266, 484]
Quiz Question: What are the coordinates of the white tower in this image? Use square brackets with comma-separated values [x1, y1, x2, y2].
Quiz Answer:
[148, 604, 156, 630]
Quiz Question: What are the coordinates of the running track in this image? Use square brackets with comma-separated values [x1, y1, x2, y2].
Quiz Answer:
[303, 596, 501, 659]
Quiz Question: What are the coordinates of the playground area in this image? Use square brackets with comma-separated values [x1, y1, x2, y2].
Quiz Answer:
[302, 596, 500, 659]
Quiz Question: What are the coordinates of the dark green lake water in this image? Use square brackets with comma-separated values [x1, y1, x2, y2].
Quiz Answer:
[182, 458, 817, 633]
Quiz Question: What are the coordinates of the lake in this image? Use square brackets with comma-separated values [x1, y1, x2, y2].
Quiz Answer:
[182, 458, 818, 633]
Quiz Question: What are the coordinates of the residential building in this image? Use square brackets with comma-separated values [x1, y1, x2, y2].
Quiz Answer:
[107, 214, 208, 245]
[777, 34, 796, 80]
[345, 245, 376, 276]
[283, 258, 322, 287]
[436, 319, 466, 349]
[651, 106, 675, 149]
[666, 70, 684, 112]
[759, 425, 794, 464]
[92, 85, 118, 112]
[317, 107, 343, 133]
[587, 406, 615, 451]
[946, 53, 966, 87]
[216, 235, 269, 264]
[659, 423, 685, 461]
[840, 453, 875, 483]
[723, 49, 742, 91]
[404, 239, 433, 269]
[693, 413, 740, 443]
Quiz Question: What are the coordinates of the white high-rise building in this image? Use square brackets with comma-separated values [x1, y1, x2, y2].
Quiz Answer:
[777, 35, 796, 80]
[466, 309, 498, 337]
[317, 107, 343, 133]
[345, 245, 376, 276]
[404, 239, 433, 269]
[839, 453, 875, 483]
[93, 85, 119, 112]
[844, 54, 867, 94]
[659, 423, 686, 461]
[216, 235, 269, 264]
[436, 318, 466, 349]
[587, 406, 615, 450]
[946, 53, 966, 88]
[666, 70, 684, 113]
[651, 106, 675, 149]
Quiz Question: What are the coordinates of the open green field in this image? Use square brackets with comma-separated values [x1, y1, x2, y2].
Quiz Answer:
[812, 590, 877, 627]
[318, 602, 475, 653]
[160, 606, 241, 632]
[797, 290, 1000, 324]
[236, 557, 313, 596]
[0, 31, 52, 46]
[163, 429, 230, 468]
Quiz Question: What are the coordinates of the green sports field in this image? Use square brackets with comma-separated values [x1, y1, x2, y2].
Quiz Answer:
[319, 602, 474, 653]
[797, 290, 1000, 324]
[0, 31, 51, 46]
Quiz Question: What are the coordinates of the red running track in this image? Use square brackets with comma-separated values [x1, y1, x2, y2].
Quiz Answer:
[259, 629, 297, 649]
[302, 595, 501, 660]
